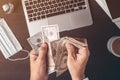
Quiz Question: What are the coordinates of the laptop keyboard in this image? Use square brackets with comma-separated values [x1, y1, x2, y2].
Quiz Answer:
[24, 0, 87, 22]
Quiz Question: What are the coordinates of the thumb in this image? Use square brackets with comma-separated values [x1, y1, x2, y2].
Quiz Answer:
[78, 47, 90, 61]
[30, 49, 38, 62]
[66, 43, 75, 59]
[38, 43, 48, 61]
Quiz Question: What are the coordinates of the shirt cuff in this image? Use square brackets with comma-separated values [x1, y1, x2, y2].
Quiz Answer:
[83, 77, 89, 80]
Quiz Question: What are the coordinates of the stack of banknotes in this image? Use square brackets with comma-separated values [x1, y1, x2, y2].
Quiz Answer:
[27, 25, 88, 76]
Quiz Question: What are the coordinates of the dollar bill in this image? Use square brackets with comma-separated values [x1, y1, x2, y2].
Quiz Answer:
[41, 24, 60, 42]
[27, 32, 43, 53]
[50, 37, 88, 76]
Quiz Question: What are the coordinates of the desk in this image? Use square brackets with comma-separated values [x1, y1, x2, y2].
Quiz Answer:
[0, 0, 120, 80]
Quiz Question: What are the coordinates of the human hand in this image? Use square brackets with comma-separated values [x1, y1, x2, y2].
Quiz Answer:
[66, 43, 90, 80]
[30, 43, 48, 80]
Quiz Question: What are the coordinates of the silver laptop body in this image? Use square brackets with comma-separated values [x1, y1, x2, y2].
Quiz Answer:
[22, 0, 93, 36]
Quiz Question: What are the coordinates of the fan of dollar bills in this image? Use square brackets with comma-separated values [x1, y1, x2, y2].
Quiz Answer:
[27, 25, 88, 76]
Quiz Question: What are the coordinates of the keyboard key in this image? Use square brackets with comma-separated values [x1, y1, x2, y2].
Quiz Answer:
[37, 12, 41, 15]
[41, 15, 46, 18]
[77, 2, 85, 6]
[37, 16, 41, 20]
[30, 2, 33, 5]
[45, 10, 49, 14]
[33, 1, 37, 4]
[33, 17, 37, 20]
[27, 10, 33, 14]
[26, 6, 32, 10]
[66, 9, 71, 13]
[28, 14, 33, 18]
[33, 13, 37, 16]
[25, 1, 29, 6]
[29, 18, 33, 22]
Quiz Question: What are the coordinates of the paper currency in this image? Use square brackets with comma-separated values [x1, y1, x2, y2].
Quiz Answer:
[41, 24, 60, 42]
[41, 25, 60, 74]
[50, 37, 88, 76]
[27, 32, 43, 53]
[27, 25, 60, 74]
[27, 24, 88, 76]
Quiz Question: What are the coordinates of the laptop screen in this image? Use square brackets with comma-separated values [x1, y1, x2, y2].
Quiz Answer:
[106, 0, 120, 19]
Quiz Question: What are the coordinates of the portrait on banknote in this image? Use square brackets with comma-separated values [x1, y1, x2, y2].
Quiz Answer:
[41, 25, 60, 42]
[27, 32, 43, 53]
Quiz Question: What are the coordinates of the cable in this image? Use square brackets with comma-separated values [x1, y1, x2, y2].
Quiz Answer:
[7, 49, 29, 61]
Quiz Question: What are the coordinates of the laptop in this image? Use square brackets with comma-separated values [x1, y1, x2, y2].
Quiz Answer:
[21, 0, 93, 36]
[104, 0, 120, 28]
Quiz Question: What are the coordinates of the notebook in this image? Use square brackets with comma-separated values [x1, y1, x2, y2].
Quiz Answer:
[104, 0, 120, 22]
[96, 0, 120, 29]
[21, 0, 93, 36]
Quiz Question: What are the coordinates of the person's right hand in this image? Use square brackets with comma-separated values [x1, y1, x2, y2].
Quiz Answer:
[30, 43, 48, 80]
[66, 43, 90, 80]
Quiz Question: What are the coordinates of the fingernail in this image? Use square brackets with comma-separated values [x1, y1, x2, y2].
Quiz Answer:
[41, 43, 47, 48]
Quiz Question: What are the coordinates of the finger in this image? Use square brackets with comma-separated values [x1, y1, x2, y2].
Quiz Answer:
[38, 43, 48, 61]
[66, 43, 76, 59]
[78, 47, 90, 59]
[30, 49, 38, 62]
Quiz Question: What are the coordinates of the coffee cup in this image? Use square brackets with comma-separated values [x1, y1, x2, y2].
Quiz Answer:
[107, 36, 120, 57]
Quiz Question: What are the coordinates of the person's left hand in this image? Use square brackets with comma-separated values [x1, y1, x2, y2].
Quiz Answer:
[30, 43, 48, 80]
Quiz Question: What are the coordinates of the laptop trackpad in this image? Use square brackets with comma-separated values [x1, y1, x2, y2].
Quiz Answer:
[69, 11, 92, 28]
[48, 14, 72, 31]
